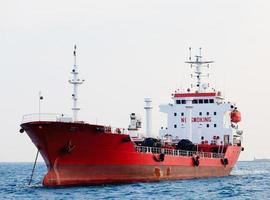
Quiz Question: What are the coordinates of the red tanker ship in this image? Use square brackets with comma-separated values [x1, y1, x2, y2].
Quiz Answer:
[20, 47, 244, 186]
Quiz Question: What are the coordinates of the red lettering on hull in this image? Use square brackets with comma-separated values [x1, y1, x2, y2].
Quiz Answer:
[180, 117, 212, 123]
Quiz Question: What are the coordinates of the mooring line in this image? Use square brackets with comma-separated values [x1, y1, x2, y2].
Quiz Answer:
[28, 149, 40, 185]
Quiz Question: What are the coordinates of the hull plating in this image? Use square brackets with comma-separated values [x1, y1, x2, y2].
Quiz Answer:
[43, 165, 233, 186]
[21, 122, 241, 187]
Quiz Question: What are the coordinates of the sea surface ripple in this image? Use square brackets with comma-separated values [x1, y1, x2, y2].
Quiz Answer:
[0, 161, 269, 199]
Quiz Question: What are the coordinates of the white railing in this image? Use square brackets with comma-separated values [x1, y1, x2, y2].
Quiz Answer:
[21, 114, 127, 134]
[22, 113, 71, 123]
[135, 146, 224, 159]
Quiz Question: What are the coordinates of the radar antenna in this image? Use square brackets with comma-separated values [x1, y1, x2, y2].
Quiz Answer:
[185, 48, 213, 92]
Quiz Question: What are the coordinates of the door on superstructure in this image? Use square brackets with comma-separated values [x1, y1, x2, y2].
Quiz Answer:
[224, 135, 230, 145]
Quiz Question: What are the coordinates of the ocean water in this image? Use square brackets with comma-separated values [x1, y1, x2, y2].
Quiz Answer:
[0, 162, 269, 199]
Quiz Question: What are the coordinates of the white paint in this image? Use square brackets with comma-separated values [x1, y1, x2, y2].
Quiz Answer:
[160, 96, 237, 144]
[185, 98, 193, 141]
[128, 113, 143, 138]
[68, 46, 84, 122]
[159, 55, 242, 145]
[144, 98, 153, 138]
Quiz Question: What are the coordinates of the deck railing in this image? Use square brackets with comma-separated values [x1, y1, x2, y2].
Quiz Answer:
[135, 146, 224, 159]
[21, 113, 127, 134]
[22, 113, 71, 123]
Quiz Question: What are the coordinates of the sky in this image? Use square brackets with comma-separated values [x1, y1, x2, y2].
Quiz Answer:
[1, 0, 270, 161]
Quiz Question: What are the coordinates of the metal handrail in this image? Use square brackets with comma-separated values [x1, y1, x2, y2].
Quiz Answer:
[135, 146, 224, 159]
[22, 113, 71, 123]
[22, 113, 127, 134]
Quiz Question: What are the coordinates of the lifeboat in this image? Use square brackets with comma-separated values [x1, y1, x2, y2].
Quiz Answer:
[231, 110, 241, 123]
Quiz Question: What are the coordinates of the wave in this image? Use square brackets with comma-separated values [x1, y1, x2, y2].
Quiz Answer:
[231, 168, 269, 176]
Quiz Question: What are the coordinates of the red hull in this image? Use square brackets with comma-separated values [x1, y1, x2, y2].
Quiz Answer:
[21, 121, 241, 187]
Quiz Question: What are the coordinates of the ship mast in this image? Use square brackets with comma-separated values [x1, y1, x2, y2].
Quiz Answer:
[184, 48, 213, 141]
[69, 45, 84, 122]
[185, 48, 213, 92]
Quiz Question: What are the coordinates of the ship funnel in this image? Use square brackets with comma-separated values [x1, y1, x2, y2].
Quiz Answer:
[144, 98, 153, 137]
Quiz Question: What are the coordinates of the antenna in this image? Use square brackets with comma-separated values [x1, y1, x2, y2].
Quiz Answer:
[189, 47, 192, 61]
[38, 91, 43, 121]
[69, 45, 84, 122]
[185, 48, 213, 92]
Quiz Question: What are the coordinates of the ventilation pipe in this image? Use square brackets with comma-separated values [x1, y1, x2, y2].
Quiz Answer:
[144, 98, 152, 137]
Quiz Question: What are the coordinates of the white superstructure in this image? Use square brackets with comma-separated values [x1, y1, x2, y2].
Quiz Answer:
[128, 113, 142, 138]
[159, 50, 242, 145]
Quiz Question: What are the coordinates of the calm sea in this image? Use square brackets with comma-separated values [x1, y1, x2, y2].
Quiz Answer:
[0, 161, 269, 199]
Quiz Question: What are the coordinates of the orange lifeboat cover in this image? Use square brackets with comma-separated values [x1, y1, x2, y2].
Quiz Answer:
[231, 110, 241, 123]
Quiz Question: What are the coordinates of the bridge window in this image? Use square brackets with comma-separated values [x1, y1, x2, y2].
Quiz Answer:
[174, 113, 177, 116]
[204, 99, 209, 104]
[214, 124, 217, 128]
[206, 124, 209, 128]
[206, 112, 209, 116]
[199, 112, 202, 116]
[176, 100, 181, 104]
[174, 124, 177, 128]
[181, 112, 184, 116]
[199, 99, 203, 104]
[210, 99, 214, 103]
[214, 112, 217, 115]
[192, 99, 198, 104]
[181, 100, 186, 104]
